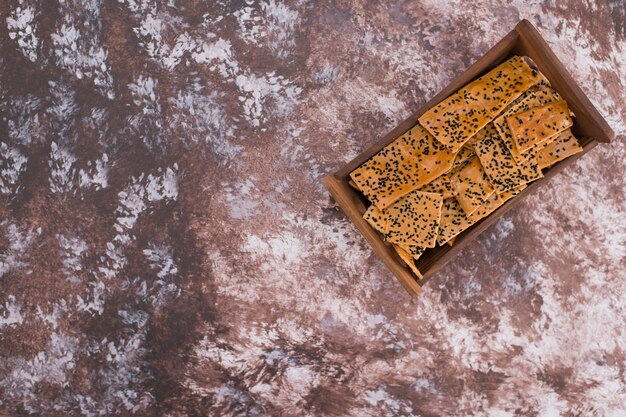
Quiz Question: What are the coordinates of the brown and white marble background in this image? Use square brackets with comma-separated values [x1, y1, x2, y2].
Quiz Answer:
[0, 1, 624, 416]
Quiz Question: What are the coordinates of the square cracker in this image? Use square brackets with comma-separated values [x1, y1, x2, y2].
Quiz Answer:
[449, 155, 496, 216]
[493, 81, 564, 164]
[350, 140, 422, 210]
[418, 93, 492, 153]
[506, 100, 573, 153]
[363, 205, 425, 258]
[385, 191, 443, 249]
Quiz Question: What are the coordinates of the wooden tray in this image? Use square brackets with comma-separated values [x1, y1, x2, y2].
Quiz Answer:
[324, 19, 614, 297]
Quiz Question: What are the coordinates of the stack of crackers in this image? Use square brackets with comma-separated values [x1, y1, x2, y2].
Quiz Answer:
[350, 56, 583, 280]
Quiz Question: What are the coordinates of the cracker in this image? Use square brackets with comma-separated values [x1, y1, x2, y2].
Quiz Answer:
[397, 242, 427, 259]
[466, 192, 505, 222]
[498, 184, 527, 201]
[350, 124, 455, 209]
[492, 81, 564, 163]
[350, 140, 422, 210]
[506, 100, 573, 153]
[473, 127, 543, 193]
[364, 204, 425, 258]
[449, 156, 496, 216]
[447, 146, 475, 174]
[399, 123, 458, 174]
[363, 205, 389, 234]
[536, 129, 583, 169]
[436, 198, 472, 245]
[385, 191, 443, 249]
[393, 245, 425, 279]
[418, 93, 492, 153]
[417, 175, 455, 199]
[461, 55, 541, 117]
[437, 192, 505, 245]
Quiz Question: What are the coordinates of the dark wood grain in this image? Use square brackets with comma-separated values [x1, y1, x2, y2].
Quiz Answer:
[324, 19, 614, 297]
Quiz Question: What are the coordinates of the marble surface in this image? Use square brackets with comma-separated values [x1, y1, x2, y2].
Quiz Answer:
[0, 1, 625, 416]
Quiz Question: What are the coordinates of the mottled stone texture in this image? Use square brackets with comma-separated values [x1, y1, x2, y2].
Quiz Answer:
[0, 1, 624, 416]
